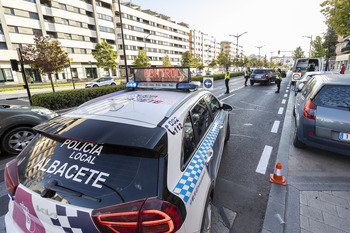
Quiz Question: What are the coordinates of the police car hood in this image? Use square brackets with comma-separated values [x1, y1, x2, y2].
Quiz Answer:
[64, 90, 188, 127]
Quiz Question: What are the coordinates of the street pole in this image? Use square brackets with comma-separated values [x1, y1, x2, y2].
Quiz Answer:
[17, 48, 32, 105]
[303, 35, 312, 58]
[229, 32, 247, 67]
[255, 45, 265, 67]
[69, 59, 75, 89]
[117, 0, 129, 82]
[144, 34, 151, 67]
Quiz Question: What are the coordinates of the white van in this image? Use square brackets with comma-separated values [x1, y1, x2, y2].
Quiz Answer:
[291, 58, 324, 85]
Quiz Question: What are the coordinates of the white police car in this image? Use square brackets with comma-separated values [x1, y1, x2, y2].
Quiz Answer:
[5, 67, 232, 233]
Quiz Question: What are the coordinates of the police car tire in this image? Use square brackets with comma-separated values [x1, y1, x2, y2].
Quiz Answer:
[200, 196, 212, 233]
[1, 126, 36, 155]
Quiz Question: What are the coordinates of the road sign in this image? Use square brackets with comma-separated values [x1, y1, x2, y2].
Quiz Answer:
[203, 77, 214, 90]
[292, 73, 301, 81]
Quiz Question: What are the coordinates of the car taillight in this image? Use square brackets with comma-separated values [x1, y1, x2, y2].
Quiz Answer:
[92, 198, 184, 233]
[265, 74, 268, 77]
[303, 100, 317, 120]
[5, 159, 19, 200]
[250, 74, 253, 77]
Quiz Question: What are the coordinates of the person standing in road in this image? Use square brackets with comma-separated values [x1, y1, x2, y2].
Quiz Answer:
[275, 69, 282, 93]
[244, 67, 250, 86]
[340, 64, 345, 74]
[225, 68, 230, 94]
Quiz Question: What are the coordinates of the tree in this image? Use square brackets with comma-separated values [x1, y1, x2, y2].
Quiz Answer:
[263, 55, 269, 68]
[249, 57, 258, 67]
[311, 36, 326, 58]
[163, 55, 172, 67]
[208, 59, 217, 68]
[197, 63, 205, 71]
[242, 56, 250, 67]
[323, 26, 338, 59]
[181, 51, 192, 67]
[217, 52, 230, 69]
[192, 55, 202, 68]
[21, 34, 69, 93]
[133, 50, 151, 67]
[321, 0, 350, 36]
[293, 46, 305, 60]
[92, 42, 118, 74]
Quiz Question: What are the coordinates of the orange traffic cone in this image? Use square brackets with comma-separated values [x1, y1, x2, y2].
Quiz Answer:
[244, 81, 246, 85]
[270, 162, 286, 185]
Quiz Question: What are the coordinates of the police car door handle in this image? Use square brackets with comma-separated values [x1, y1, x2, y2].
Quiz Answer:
[205, 149, 214, 166]
[220, 123, 224, 129]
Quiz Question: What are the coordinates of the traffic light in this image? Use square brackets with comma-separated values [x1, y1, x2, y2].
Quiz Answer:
[278, 50, 280, 55]
[10, 59, 19, 71]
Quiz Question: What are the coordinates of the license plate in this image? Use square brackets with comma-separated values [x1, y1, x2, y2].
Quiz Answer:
[339, 132, 350, 141]
[255, 75, 261, 79]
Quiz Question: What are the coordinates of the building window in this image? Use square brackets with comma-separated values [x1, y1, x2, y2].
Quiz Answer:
[80, 22, 83, 27]
[70, 48, 75, 53]
[0, 69, 14, 82]
[0, 25, 3, 34]
[62, 19, 69, 25]
[59, 3, 67, 10]
[33, 29, 42, 35]
[0, 43, 8, 49]
[64, 34, 72, 40]
[4, 8, 15, 15]
[81, 48, 87, 54]
[29, 12, 39, 19]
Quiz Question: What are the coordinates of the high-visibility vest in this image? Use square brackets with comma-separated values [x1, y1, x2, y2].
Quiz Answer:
[276, 72, 282, 80]
[225, 71, 230, 80]
[244, 70, 249, 76]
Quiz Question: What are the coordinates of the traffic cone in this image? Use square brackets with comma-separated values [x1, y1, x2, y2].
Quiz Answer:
[270, 162, 286, 185]
[244, 81, 246, 85]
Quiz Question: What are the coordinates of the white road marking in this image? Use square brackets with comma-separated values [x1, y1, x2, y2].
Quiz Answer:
[284, 94, 288, 98]
[244, 123, 253, 126]
[278, 107, 284, 115]
[282, 99, 286, 104]
[221, 93, 236, 101]
[286, 90, 289, 93]
[256, 145, 273, 174]
[271, 120, 280, 133]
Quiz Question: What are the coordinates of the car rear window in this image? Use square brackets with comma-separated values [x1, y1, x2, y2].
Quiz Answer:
[253, 70, 267, 74]
[314, 85, 350, 109]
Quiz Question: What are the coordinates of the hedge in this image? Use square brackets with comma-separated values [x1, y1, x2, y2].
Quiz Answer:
[32, 71, 244, 110]
[31, 84, 127, 110]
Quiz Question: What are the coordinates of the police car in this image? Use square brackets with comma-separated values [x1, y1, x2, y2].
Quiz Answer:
[5, 67, 232, 233]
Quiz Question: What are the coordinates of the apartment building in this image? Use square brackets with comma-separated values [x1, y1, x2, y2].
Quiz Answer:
[335, 35, 350, 72]
[0, 0, 116, 84]
[189, 29, 221, 66]
[114, 2, 189, 72]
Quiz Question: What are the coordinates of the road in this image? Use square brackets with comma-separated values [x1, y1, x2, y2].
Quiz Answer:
[1, 73, 350, 233]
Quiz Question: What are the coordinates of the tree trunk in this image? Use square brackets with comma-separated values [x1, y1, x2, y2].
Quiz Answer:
[48, 73, 55, 93]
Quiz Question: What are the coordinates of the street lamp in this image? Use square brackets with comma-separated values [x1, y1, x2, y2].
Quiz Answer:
[144, 33, 151, 67]
[117, 0, 129, 82]
[255, 45, 265, 67]
[229, 32, 247, 63]
[303, 35, 312, 58]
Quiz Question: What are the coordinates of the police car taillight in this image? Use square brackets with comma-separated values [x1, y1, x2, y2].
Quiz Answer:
[4, 159, 19, 200]
[92, 198, 183, 233]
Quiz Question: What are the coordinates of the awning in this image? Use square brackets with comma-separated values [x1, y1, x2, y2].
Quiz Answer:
[336, 54, 350, 61]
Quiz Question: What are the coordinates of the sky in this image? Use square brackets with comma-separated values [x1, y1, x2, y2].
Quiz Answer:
[126, 0, 328, 59]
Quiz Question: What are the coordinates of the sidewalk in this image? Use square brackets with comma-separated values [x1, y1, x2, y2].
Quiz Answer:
[262, 84, 350, 233]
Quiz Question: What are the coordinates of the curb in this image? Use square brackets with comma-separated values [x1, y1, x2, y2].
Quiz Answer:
[262, 84, 294, 233]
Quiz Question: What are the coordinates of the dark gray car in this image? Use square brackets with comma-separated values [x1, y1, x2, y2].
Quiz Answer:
[293, 74, 350, 156]
[0, 105, 57, 154]
[250, 69, 276, 85]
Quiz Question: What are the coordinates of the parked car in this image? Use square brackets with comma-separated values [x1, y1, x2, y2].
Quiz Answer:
[5, 67, 232, 233]
[196, 71, 204, 76]
[294, 71, 338, 95]
[291, 58, 323, 85]
[85, 77, 116, 88]
[250, 69, 276, 85]
[280, 68, 287, 78]
[293, 74, 350, 156]
[206, 70, 213, 75]
[0, 105, 57, 154]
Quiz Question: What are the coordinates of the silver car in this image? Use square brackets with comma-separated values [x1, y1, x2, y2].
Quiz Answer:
[85, 77, 116, 88]
[293, 74, 350, 156]
[294, 71, 339, 94]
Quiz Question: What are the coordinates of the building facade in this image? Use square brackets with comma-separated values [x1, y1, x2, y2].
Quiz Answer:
[0, 0, 118, 84]
[335, 35, 350, 73]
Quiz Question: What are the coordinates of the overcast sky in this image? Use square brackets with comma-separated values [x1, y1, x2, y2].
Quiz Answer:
[127, 0, 328, 58]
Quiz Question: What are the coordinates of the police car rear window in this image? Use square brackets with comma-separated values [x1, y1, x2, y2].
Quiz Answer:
[16, 134, 163, 209]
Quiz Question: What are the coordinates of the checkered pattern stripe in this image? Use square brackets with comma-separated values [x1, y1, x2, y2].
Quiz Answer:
[173, 112, 226, 203]
[50, 205, 99, 233]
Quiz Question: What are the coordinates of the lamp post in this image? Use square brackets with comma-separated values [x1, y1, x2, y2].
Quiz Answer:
[255, 45, 265, 67]
[69, 59, 75, 89]
[229, 32, 247, 65]
[117, 0, 129, 82]
[303, 35, 312, 57]
[144, 33, 151, 67]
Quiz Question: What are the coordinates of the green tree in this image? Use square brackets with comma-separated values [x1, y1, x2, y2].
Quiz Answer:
[21, 34, 69, 93]
[249, 57, 258, 67]
[217, 52, 230, 68]
[321, 0, 350, 36]
[162, 55, 172, 67]
[133, 50, 151, 67]
[208, 59, 217, 68]
[197, 63, 205, 71]
[181, 51, 192, 67]
[192, 55, 202, 68]
[263, 55, 269, 68]
[323, 26, 338, 59]
[293, 46, 305, 60]
[92, 41, 118, 73]
[311, 36, 326, 58]
[242, 56, 250, 67]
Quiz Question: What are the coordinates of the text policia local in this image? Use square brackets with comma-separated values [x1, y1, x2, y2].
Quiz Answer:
[34, 139, 109, 189]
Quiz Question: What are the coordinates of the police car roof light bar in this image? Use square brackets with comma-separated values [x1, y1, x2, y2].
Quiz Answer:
[126, 82, 138, 88]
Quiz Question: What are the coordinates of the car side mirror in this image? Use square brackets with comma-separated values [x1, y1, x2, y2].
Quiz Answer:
[221, 103, 233, 111]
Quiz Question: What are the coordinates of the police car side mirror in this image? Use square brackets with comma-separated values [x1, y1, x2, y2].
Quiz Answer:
[221, 103, 233, 111]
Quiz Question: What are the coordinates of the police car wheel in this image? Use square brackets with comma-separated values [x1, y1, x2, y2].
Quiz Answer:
[200, 197, 212, 233]
[1, 126, 36, 155]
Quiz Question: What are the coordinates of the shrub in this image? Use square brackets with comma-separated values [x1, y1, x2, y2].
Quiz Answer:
[32, 84, 126, 110]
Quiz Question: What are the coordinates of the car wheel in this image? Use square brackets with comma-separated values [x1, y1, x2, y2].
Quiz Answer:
[293, 124, 305, 148]
[250, 80, 254, 86]
[225, 121, 230, 143]
[267, 79, 271, 86]
[110, 83, 116, 85]
[93, 84, 98, 87]
[1, 127, 36, 154]
[200, 196, 212, 233]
